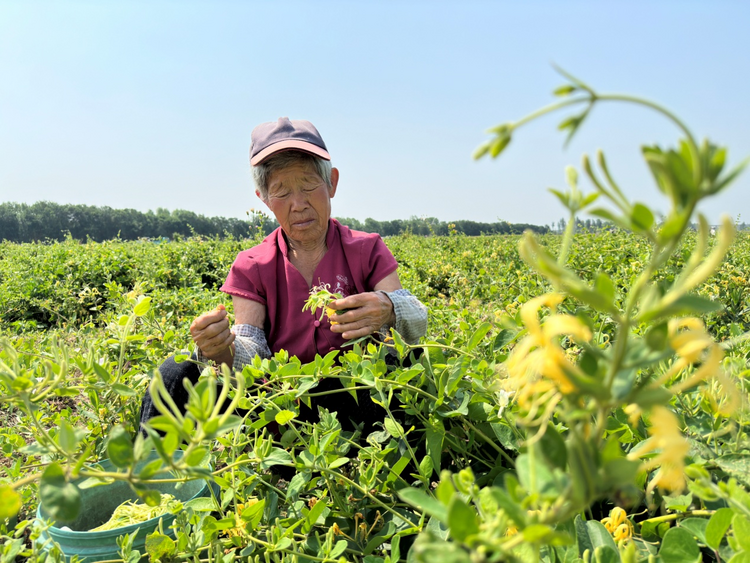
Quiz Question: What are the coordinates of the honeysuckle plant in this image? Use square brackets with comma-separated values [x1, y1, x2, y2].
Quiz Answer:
[399, 70, 749, 562]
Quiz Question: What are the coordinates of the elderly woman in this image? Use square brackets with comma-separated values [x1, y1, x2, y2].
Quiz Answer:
[140, 117, 427, 432]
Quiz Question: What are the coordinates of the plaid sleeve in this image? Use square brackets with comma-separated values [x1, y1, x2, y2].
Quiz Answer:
[231, 324, 272, 369]
[196, 324, 271, 369]
[379, 289, 428, 344]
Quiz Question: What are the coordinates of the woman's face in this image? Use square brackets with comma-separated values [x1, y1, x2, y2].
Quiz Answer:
[260, 160, 338, 249]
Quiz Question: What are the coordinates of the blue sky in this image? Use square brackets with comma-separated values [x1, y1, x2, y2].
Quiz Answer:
[1, 0, 748, 227]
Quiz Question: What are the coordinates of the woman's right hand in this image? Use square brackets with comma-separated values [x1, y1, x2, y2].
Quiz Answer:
[190, 305, 235, 361]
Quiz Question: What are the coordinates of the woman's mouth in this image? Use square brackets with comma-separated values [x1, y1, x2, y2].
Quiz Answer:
[293, 218, 315, 228]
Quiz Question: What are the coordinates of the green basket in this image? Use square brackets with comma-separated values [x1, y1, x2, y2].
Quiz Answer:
[36, 451, 217, 563]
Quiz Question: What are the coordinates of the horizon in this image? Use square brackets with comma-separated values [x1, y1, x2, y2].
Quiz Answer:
[1, 1, 749, 226]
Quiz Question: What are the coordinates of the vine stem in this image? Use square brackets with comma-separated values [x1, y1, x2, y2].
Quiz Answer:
[641, 509, 713, 525]
[318, 468, 415, 527]
[463, 420, 515, 467]
[488, 90, 702, 186]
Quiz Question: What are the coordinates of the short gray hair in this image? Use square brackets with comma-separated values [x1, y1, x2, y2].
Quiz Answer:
[252, 151, 333, 201]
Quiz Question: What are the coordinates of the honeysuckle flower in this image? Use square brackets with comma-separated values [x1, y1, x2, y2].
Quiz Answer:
[702, 369, 740, 416]
[649, 318, 725, 401]
[601, 507, 633, 542]
[630, 405, 689, 493]
[623, 403, 642, 426]
[504, 294, 592, 408]
[613, 523, 632, 542]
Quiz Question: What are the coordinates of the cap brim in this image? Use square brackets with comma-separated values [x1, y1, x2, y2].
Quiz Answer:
[250, 140, 331, 166]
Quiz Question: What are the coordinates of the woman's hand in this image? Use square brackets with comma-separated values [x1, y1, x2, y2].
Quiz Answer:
[328, 292, 395, 340]
[190, 305, 235, 363]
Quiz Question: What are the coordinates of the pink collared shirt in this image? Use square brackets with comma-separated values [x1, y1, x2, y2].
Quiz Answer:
[221, 218, 398, 364]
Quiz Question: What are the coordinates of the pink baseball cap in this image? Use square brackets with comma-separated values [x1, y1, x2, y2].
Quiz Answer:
[250, 117, 331, 166]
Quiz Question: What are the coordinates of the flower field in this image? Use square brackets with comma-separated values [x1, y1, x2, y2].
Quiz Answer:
[1, 226, 749, 562]
[3, 77, 750, 562]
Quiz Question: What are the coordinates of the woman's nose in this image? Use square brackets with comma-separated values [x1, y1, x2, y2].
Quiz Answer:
[289, 190, 308, 210]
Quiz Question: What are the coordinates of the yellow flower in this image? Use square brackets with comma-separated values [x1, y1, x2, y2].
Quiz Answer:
[504, 294, 592, 407]
[325, 306, 339, 324]
[631, 406, 690, 493]
[613, 523, 632, 542]
[601, 507, 633, 542]
[652, 318, 723, 394]
[623, 403, 642, 425]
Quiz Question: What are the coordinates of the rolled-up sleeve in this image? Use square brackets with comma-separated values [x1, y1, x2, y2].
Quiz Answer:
[381, 289, 428, 344]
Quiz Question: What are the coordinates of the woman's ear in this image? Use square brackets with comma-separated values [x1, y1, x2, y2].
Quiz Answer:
[329, 168, 339, 198]
[255, 189, 266, 204]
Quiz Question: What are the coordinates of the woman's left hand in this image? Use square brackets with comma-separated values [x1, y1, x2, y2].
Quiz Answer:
[328, 292, 395, 340]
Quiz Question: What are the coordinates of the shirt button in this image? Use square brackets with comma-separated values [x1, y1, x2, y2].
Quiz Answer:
[314, 320, 321, 327]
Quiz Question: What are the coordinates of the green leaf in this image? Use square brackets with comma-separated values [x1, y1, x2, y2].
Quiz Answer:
[466, 322, 492, 352]
[728, 552, 750, 563]
[398, 488, 448, 523]
[593, 547, 619, 563]
[641, 519, 670, 542]
[489, 487, 526, 528]
[185, 497, 217, 512]
[92, 362, 112, 383]
[490, 422, 520, 451]
[553, 84, 577, 97]
[642, 294, 722, 322]
[259, 448, 293, 470]
[594, 273, 616, 308]
[733, 514, 750, 551]
[0, 485, 21, 520]
[659, 527, 701, 563]
[522, 524, 571, 544]
[329, 540, 348, 559]
[184, 446, 209, 466]
[447, 497, 479, 541]
[286, 471, 310, 501]
[106, 426, 134, 468]
[58, 420, 80, 455]
[710, 155, 750, 195]
[145, 532, 176, 561]
[111, 383, 137, 397]
[240, 499, 266, 531]
[663, 492, 693, 512]
[303, 497, 328, 533]
[706, 507, 733, 549]
[575, 515, 593, 557]
[645, 322, 669, 351]
[516, 453, 561, 496]
[716, 455, 750, 487]
[138, 488, 162, 506]
[631, 203, 655, 231]
[539, 425, 567, 470]
[585, 520, 618, 552]
[589, 208, 633, 232]
[384, 417, 405, 438]
[678, 518, 708, 545]
[328, 457, 349, 469]
[40, 462, 81, 522]
[275, 410, 296, 425]
[419, 455, 434, 480]
[549, 188, 571, 209]
[489, 134, 511, 158]
[134, 297, 152, 317]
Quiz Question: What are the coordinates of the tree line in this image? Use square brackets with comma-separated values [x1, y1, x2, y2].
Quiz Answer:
[0, 202, 550, 243]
